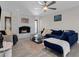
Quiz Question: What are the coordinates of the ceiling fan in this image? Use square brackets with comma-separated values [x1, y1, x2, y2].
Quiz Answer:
[38, 1, 56, 12]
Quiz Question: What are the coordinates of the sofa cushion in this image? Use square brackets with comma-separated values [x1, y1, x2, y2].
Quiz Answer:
[42, 29, 52, 36]
[69, 30, 75, 34]
[60, 31, 75, 41]
[65, 31, 75, 36]
[60, 32, 68, 41]
[44, 34, 61, 39]
[51, 30, 63, 35]
[64, 30, 75, 35]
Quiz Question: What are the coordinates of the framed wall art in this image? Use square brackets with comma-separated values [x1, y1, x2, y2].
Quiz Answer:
[21, 18, 29, 23]
[54, 14, 62, 22]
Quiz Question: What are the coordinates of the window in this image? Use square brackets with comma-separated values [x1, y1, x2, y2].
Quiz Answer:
[34, 20, 38, 34]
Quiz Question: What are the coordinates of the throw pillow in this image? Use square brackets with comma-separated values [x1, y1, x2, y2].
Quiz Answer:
[42, 29, 52, 36]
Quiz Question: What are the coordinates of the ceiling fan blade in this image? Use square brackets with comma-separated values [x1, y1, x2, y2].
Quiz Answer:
[47, 1, 56, 7]
[44, 1, 47, 5]
[44, 1, 47, 4]
[48, 8, 56, 10]
[38, 1, 44, 5]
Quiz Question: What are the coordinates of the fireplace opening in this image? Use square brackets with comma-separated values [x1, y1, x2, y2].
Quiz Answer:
[19, 26, 30, 33]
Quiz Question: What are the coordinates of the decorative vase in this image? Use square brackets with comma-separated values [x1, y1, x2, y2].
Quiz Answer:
[0, 32, 4, 48]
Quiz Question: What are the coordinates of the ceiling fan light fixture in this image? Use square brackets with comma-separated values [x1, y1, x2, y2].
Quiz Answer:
[38, 1, 56, 12]
[43, 6, 48, 11]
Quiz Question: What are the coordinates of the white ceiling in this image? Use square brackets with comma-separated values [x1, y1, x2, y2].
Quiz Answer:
[1, 1, 79, 16]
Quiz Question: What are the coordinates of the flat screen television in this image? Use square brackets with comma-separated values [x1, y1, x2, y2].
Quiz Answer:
[54, 14, 62, 21]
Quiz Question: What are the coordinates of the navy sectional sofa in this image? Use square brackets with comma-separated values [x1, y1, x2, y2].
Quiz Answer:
[44, 30, 78, 47]
[44, 30, 78, 56]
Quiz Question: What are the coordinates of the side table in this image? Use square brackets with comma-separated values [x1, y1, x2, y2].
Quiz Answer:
[31, 33, 42, 44]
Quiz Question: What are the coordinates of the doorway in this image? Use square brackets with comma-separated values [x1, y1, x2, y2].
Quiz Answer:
[5, 16, 12, 34]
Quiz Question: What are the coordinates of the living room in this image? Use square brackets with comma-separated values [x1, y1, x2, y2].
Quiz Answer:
[0, 1, 79, 57]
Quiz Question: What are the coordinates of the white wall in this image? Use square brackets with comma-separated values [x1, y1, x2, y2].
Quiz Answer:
[40, 6, 79, 31]
[39, 14, 63, 30]
[40, 6, 79, 42]
[0, 2, 35, 39]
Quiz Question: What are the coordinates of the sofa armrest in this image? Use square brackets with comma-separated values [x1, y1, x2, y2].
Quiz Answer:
[67, 33, 78, 46]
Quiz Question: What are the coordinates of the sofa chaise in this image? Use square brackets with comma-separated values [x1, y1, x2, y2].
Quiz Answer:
[44, 30, 78, 56]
